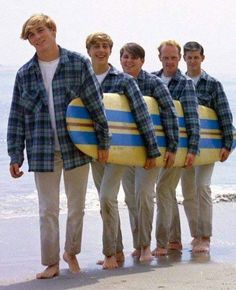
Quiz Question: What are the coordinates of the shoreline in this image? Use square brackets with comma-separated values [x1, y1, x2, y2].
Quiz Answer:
[0, 203, 236, 289]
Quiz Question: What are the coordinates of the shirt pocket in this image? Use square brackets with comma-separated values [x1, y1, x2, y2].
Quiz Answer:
[197, 93, 212, 107]
[21, 90, 44, 115]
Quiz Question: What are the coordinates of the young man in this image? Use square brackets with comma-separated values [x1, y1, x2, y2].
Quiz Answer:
[176, 41, 233, 253]
[86, 33, 160, 268]
[120, 43, 178, 260]
[151, 40, 200, 256]
[7, 14, 110, 279]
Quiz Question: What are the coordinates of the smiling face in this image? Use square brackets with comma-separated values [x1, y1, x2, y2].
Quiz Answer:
[87, 40, 111, 68]
[120, 49, 144, 77]
[159, 44, 181, 77]
[27, 24, 57, 57]
[184, 50, 205, 76]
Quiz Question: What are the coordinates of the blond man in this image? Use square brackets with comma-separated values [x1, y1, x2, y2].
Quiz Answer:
[7, 14, 110, 278]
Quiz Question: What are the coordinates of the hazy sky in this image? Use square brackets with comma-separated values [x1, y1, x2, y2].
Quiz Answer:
[1, 0, 236, 78]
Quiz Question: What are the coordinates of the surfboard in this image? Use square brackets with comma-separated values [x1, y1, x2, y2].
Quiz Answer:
[66, 93, 236, 167]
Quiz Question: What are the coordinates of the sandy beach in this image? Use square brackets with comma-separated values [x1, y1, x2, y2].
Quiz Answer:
[0, 203, 236, 290]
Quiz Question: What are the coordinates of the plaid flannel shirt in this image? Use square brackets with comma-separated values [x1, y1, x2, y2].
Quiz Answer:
[7, 47, 110, 172]
[101, 65, 160, 158]
[152, 69, 200, 155]
[195, 71, 233, 150]
[136, 70, 178, 153]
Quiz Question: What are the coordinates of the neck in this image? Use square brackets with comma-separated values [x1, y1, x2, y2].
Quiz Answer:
[187, 68, 202, 78]
[163, 69, 176, 77]
[130, 70, 141, 78]
[92, 63, 110, 75]
[37, 44, 60, 62]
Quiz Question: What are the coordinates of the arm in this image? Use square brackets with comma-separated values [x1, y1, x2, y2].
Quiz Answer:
[152, 79, 178, 167]
[79, 59, 110, 161]
[179, 79, 200, 163]
[7, 75, 25, 172]
[124, 77, 160, 160]
[213, 81, 233, 151]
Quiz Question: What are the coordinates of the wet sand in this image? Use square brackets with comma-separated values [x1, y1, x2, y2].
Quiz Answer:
[0, 203, 236, 289]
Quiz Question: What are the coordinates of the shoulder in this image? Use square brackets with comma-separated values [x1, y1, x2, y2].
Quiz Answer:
[201, 70, 222, 85]
[60, 47, 91, 66]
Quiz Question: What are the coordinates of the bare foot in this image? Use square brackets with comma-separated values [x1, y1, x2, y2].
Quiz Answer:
[139, 246, 153, 262]
[36, 264, 59, 279]
[116, 251, 125, 263]
[102, 255, 118, 269]
[63, 252, 80, 273]
[191, 237, 199, 248]
[192, 238, 210, 254]
[97, 251, 125, 265]
[168, 241, 183, 251]
[131, 248, 141, 257]
[152, 247, 168, 257]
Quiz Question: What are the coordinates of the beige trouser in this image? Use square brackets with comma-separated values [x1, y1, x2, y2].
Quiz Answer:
[91, 161, 123, 253]
[98, 163, 127, 256]
[34, 152, 89, 266]
[155, 167, 183, 248]
[180, 164, 214, 238]
[122, 166, 160, 248]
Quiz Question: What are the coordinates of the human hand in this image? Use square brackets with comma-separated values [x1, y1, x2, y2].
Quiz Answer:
[219, 148, 230, 162]
[144, 158, 156, 170]
[164, 151, 176, 168]
[9, 163, 24, 178]
[97, 149, 109, 164]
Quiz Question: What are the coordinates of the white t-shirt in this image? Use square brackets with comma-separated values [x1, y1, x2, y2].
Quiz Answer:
[95, 67, 110, 84]
[189, 74, 201, 86]
[39, 58, 60, 151]
[160, 73, 172, 86]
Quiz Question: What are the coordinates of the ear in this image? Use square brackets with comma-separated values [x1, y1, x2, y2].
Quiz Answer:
[202, 55, 205, 62]
[158, 54, 161, 61]
[183, 54, 187, 62]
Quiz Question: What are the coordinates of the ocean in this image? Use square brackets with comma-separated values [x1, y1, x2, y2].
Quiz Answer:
[0, 67, 236, 219]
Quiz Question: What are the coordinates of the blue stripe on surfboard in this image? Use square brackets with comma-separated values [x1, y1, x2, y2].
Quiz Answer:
[68, 131, 229, 149]
[67, 106, 220, 130]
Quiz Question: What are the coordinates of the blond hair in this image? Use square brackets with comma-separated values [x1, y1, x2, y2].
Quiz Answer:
[86, 32, 113, 50]
[21, 13, 57, 40]
[158, 40, 181, 55]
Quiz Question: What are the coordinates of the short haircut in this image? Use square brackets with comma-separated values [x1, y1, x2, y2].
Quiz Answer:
[21, 13, 57, 40]
[86, 32, 113, 50]
[120, 42, 145, 60]
[183, 41, 204, 56]
[158, 40, 181, 55]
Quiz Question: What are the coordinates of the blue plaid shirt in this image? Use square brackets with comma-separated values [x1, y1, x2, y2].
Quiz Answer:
[194, 71, 233, 150]
[136, 70, 178, 153]
[7, 47, 110, 172]
[101, 65, 160, 158]
[152, 69, 200, 155]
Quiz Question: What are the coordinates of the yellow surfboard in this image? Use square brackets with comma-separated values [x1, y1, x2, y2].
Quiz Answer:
[66, 93, 236, 167]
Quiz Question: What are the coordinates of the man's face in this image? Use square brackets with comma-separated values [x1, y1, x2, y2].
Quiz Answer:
[88, 41, 111, 66]
[159, 45, 181, 77]
[120, 50, 144, 78]
[28, 25, 56, 54]
[183, 50, 204, 75]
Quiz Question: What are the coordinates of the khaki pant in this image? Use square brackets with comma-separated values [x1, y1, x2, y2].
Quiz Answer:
[180, 164, 214, 238]
[34, 152, 89, 266]
[122, 166, 160, 248]
[91, 161, 123, 254]
[155, 167, 183, 248]
[99, 163, 127, 256]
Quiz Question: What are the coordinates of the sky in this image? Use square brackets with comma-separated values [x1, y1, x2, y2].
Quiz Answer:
[1, 0, 236, 79]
